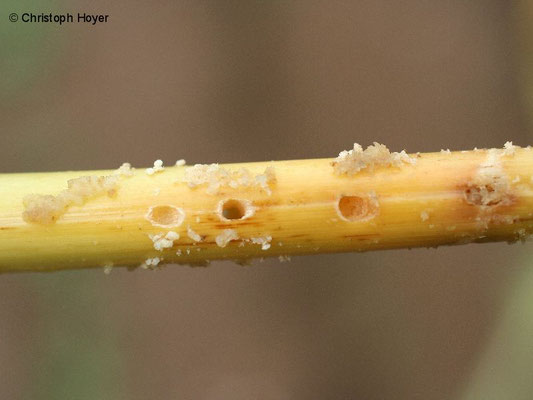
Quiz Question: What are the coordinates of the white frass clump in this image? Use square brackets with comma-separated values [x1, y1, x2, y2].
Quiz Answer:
[215, 229, 239, 247]
[149, 231, 180, 251]
[331, 142, 416, 175]
[254, 166, 276, 195]
[183, 164, 276, 195]
[420, 210, 429, 221]
[187, 225, 203, 242]
[114, 162, 134, 177]
[165, 231, 180, 241]
[141, 257, 161, 270]
[146, 159, 165, 175]
[22, 160, 140, 225]
[502, 141, 519, 156]
[516, 229, 531, 243]
[23, 175, 119, 224]
[175, 159, 186, 166]
[103, 263, 114, 275]
[250, 236, 272, 250]
[440, 149, 451, 154]
[278, 255, 291, 263]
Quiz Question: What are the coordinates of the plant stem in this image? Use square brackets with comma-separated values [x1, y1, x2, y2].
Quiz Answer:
[1, 148, 532, 272]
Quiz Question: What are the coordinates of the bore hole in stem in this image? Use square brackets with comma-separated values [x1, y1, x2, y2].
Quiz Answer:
[145, 205, 185, 227]
[337, 194, 379, 221]
[218, 199, 255, 221]
[222, 199, 246, 220]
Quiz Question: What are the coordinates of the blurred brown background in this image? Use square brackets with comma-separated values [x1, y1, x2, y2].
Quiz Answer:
[1, 1, 533, 399]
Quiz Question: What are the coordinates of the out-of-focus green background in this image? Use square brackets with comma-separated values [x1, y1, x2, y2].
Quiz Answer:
[2, 1, 533, 399]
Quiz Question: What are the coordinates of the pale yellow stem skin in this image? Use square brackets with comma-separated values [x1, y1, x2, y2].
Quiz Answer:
[1, 149, 532, 272]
